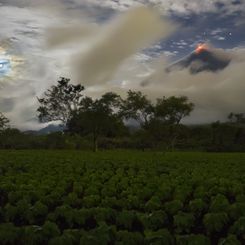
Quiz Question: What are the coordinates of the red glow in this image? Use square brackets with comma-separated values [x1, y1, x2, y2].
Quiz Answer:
[195, 43, 208, 54]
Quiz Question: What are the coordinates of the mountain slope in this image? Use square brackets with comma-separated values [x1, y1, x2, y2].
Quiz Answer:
[166, 44, 231, 74]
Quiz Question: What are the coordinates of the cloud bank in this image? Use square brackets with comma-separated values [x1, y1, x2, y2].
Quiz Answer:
[110, 47, 245, 124]
[74, 0, 245, 16]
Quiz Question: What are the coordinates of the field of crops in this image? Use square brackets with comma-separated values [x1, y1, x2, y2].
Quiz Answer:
[0, 150, 245, 244]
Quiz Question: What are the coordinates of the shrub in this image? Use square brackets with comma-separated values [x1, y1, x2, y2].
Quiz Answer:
[218, 235, 241, 245]
[230, 217, 245, 237]
[156, 185, 172, 202]
[54, 205, 74, 228]
[41, 221, 60, 240]
[174, 212, 195, 233]
[145, 196, 162, 212]
[203, 213, 229, 234]
[28, 201, 48, 224]
[209, 194, 230, 213]
[20, 225, 43, 245]
[93, 207, 116, 225]
[82, 195, 100, 208]
[116, 230, 144, 245]
[165, 200, 183, 215]
[229, 203, 245, 220]
[0, 223, 20, 245]
[176, 234, 211, 245]
[4, 203, 17, 222]
[189, 199, 207, 216]
[173, 186, 192, 202]
[125, 195, 141, 210]
[63, 193, 81, 208]
[80, 223, 115, 245]
[116, 210, 136, 230]
[73, 209, 91, 227]
[138, 210, 168, 231]
[149, 211, 168, 231]
[145, 229, 174, 245]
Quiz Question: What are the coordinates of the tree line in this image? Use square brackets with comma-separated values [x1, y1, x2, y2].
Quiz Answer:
[0, 77, 245, 152]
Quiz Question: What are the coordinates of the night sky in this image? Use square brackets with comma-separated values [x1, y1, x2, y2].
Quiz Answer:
[0, 0, 244, 129]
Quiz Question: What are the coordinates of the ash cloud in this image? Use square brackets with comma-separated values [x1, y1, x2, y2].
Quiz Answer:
[76, 7, 174, 85]
[48, 6, 176, 85]
[46, 25, 97, 48]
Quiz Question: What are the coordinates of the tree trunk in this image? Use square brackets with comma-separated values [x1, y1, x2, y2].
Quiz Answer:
[212, 129, 216, 144]
[170, 125, 177, 152]
[170, 135, 177, 152]
[93, 134, 98, 152]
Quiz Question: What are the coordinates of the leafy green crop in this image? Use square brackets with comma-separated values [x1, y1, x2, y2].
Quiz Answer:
[174, 211, 195, 233]
[0, 150, 245, 244]
[175, 234, 211, 245]
[203, 212, 229, 234]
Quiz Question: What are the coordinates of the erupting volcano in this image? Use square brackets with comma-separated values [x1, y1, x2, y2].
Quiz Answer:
[195, 43, 209, 54]
[166, 44, 231, 74]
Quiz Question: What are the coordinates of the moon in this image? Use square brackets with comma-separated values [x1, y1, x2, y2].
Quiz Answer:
[0, 46, 24, 80]
[0, 59, 11, 76]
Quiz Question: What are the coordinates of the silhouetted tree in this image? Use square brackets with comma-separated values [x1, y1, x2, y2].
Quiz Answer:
[148, 96, 194, 151]
[0, 112, 9, 130]
[67, 92, 125, 152]
[37, 77, 84, 126]
[211, 121, 221, 145]
[154, 96, 194, 125]
[228, 112, 245, 124]
[228, 112, 235, 123]
[120, 90, 154, 127]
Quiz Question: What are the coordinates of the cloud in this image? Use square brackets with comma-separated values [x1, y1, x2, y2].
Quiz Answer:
[0, 4, 176, 129]
[46, 25, 97, 48]
[79, 46, 245, 124]
[73, 0, 245, 16]
[64, 6, 176, 85]
[129, 47, 245, 123]
[0, 4, 72, 129]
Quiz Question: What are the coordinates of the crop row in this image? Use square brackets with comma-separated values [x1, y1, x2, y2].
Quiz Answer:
[0, 151, 245, 244]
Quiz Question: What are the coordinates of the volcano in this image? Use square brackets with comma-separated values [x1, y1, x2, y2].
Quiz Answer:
[166, 44, 231, 74]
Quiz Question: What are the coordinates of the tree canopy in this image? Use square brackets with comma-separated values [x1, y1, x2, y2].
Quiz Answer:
[0, 112, 9, 131]
[154, 96, 194, 125]
[67, 92, 125, 151]
[36, 78, 197, 151]
[120, 90, 154, 127]
[37, 77, 84, 126]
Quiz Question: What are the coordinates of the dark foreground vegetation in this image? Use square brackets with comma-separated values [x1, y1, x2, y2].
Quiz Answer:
[0, 77, 245, 152]
[1, 122, 245, 152]
[0, 151, 245, 244]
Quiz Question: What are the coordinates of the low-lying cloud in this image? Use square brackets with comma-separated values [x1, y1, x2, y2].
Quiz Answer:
[79, 46, 245, 124]
[121, 47, 245, 123]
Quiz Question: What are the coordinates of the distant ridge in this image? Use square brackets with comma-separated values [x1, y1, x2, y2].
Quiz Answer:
[24, 124, 64, 135]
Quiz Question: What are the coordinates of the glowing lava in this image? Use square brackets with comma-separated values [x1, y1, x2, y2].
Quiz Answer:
[195, 43, 209, 54]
